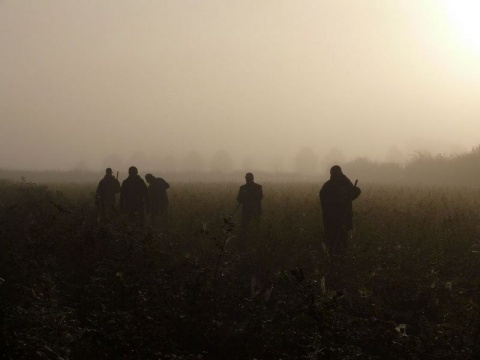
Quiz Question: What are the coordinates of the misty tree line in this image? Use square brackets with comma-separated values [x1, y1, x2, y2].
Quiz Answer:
[92, 146, 391, 174]
[340, 145, 480, 186]
[96, 148, 311, 174]
[2, 145, 480, 186]
[101, 145, 480, 184]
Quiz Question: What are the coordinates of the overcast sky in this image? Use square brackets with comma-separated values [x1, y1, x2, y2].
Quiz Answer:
[1, 0, 480, 171]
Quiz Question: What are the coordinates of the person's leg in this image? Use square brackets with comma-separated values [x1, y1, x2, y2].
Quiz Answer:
[159, 207, 168, 232]
[150, 210, 159, 228]
[324, 225, 337, 254]
[128, 209, 136, 223]
[138, 207, 145, 226]
[335, 227, 349, 255]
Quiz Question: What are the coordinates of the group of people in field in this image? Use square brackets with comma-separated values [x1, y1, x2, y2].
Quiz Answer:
[95, 166, 170, 228]
[95, 165, 361, 255]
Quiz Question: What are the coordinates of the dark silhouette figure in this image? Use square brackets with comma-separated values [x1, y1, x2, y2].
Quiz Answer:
[95, 168, 120, 221]
[145, 173, 170, 230]
[319, 165, 361, 255]
[120, 166, 149, 226]
[237, 172, 263, 227]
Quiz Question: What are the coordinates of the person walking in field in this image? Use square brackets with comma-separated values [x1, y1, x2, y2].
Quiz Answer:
[145, 173, 170, 230]
[319, 165, 361, 255]
[95, 168, 121, 222]
[120, 166, 149, 226]
[237, 172, 263, 227]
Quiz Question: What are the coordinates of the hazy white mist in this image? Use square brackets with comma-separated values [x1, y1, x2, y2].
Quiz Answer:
[1, 0, 479, 172]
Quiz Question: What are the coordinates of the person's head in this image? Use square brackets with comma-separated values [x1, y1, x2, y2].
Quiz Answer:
[245, 172, 254, 184]
[145, 173, 154, 184]
[105, 168, 113, 175]
[330, 165, 343, 178]
[128, 166, 138, 176]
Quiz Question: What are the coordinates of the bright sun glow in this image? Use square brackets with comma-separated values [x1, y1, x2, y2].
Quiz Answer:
[441, 0, 480, 56]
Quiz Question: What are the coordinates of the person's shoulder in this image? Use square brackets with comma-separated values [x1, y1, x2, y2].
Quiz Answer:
[320, 180, 339, 195]
[159, 178, 170, 188]
[123, 176, 139, 185]
[321, 179, 332, 188]
[340, 174, 353, 186]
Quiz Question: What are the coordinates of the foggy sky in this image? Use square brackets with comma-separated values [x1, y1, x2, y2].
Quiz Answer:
[1, 0, 480, 171]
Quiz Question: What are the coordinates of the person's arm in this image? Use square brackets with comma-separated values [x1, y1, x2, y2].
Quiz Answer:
[257, 185, 263, 201]
[162, 178, 170, 190]
[350, 181, 361, 201]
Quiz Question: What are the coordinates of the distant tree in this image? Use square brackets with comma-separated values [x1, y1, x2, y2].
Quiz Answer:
[402, 146, 480, 186]
[471, 144, 480, 154]
[294, 147, 318, 174]
[403, 152, 446, 185]
[182, 151, 205, 172]
[210, 150, 234, 173]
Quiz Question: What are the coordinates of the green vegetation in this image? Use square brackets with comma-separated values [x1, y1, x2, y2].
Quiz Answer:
[1, 179, 480, 359]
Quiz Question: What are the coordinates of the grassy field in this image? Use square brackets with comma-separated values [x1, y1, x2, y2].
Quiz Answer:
[1, 179, 480, 359]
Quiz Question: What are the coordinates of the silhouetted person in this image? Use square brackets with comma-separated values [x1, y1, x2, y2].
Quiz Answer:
[120, 166, 149, 226]
[319, 165, 361, 255]
[237, 172, 263, 227]
[145, 173, 170, 230]
[95, 168, 120, 222]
